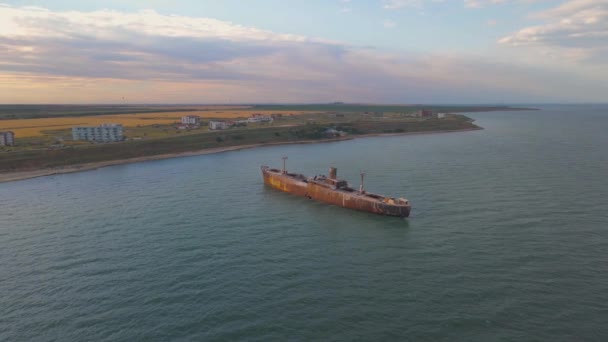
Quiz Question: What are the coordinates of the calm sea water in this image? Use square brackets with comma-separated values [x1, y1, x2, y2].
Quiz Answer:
[1, 105, 608, 341]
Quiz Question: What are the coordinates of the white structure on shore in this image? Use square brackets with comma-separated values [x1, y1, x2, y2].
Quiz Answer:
[248, 113, 273, 123]
[0, 131, 15, 146]
[209, 121, 229, 130]
[181, 115, 201, 125]
[72, 124, 124, 142]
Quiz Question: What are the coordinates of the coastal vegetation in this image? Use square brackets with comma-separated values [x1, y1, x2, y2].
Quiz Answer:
[251, 103, 528, 113]
[0, 103, 527, 138]
[0, 105, 250, 120]
[0, 110, 479, 172]
[2, 103, 536, 176]
[0, 109, 307, 137]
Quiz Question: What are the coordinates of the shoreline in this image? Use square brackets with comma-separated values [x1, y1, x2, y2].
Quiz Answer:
[0, 127, 481, 184]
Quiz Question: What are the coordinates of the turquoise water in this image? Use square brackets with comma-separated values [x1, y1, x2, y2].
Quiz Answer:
[1, 105, 607, 341]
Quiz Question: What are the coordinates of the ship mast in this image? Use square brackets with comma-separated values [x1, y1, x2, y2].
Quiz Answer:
[282, 156, 288, 174]
[359, 170, 365, 194]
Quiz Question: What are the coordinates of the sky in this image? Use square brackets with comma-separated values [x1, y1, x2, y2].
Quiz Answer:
[0, 0, 606, 104]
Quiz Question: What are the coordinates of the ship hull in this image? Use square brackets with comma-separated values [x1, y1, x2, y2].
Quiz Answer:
[262, 167, 410, 218]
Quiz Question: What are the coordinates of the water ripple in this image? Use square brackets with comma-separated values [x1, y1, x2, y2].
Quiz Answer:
[1, 106, 608, 341]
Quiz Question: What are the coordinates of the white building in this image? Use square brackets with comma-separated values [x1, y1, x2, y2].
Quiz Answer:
[209, 121, 228, 130]
[181, 115, 201, 125]
[247, 114, 273, 123]
[0, 131, 15, 146]
[72, 124, 124, 142]
[437, 113, 447, 119]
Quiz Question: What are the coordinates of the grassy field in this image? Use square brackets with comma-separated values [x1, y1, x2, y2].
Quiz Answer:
[251, 103, 529, 113]
[0, 115, 479, 172]
[0, 109, 311, 137]
[0, 103, 495, 173]
[0, 103, 528, 139]
[0, 105, 254, 120]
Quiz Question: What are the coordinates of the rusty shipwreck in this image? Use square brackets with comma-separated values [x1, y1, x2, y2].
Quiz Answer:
[261, 158, 411, 218]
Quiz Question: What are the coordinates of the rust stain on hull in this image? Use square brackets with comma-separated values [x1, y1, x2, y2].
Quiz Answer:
[261, 165, 411, 218]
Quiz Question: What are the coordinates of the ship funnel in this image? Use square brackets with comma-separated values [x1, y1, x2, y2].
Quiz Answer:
[329, 167, 337, 180]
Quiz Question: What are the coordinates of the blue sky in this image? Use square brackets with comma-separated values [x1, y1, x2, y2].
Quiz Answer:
[0, 0, 606, 103]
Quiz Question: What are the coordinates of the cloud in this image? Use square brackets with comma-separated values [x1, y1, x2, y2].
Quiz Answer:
[0, 4, 320, 43]
[382, 0, 448, 10]
[383, 0, 424, 9]
[0, 3, 606, 103]
[499, 0, 608, 62]
[381, 0, 536, 10]
[464, 0, 547, 9]
[0, 5, 340, 81]
[465, 0, 509, 8]
[382, 0, 522, 10]
[383, 19, 398, 28]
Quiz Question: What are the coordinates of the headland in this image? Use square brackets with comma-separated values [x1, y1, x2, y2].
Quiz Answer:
[0, 104, 530, 183]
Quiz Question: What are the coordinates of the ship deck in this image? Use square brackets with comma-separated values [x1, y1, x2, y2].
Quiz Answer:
[262, 166, 409, 207]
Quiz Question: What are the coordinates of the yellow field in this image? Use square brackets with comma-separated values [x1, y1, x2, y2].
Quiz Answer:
[0, 110, 307, 137]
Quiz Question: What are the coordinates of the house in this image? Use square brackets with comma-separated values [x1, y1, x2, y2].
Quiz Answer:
[324, 128, 339, 137]
[248, 114, 274, 123]
[324, 128, 347, 138]
[181, 115, 201, 126]
[415, 109, 434, 118]
[0, 131, 15, 146]
[209, 121, 229, 130]
[72, 124, 124, 142]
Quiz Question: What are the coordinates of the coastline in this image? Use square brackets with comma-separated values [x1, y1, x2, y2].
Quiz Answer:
[0, 127, 481, 184]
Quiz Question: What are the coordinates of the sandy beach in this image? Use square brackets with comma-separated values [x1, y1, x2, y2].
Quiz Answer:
[0, 128, 481, 184]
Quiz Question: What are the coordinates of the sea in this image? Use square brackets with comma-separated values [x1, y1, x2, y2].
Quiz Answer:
[1, 105, 607, 341]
